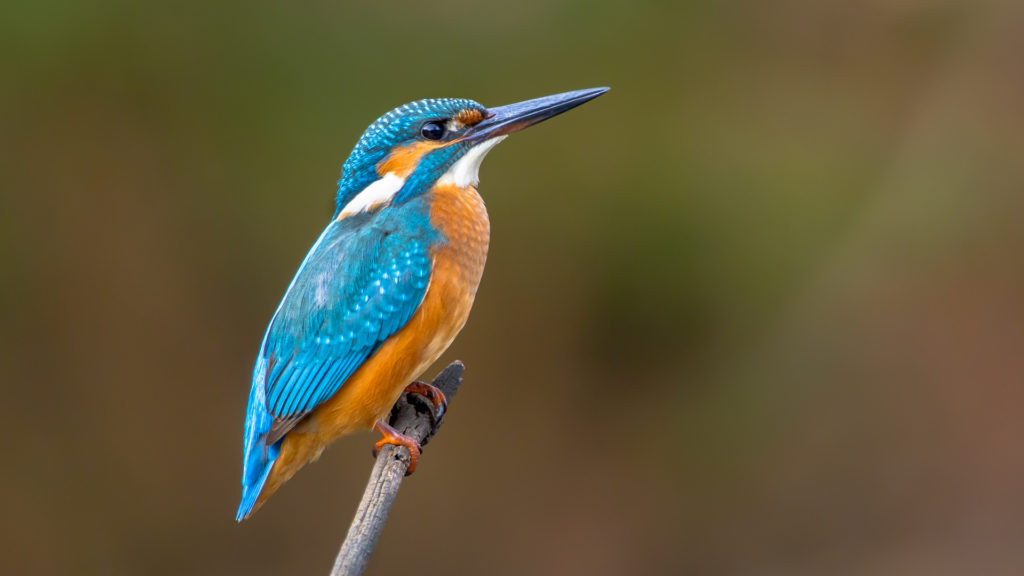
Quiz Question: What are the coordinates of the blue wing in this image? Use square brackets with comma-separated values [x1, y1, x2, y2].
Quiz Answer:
[238, 207, 436, 519]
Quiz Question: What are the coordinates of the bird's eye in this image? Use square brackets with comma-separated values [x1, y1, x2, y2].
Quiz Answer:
[420, 121, 446, 141]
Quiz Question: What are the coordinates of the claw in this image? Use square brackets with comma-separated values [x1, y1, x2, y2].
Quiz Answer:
[372, 420, 422, 474]
[403, 380, 447, 419]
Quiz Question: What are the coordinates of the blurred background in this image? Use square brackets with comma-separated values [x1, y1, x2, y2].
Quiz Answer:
[2, 0, 1023, 574]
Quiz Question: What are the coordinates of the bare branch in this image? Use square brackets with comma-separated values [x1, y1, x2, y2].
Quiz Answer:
[330, 361, 465, 576]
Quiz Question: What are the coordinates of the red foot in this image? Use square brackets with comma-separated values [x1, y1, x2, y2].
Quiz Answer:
[373, 420, 422, 473]
[403, 380, 448, 418]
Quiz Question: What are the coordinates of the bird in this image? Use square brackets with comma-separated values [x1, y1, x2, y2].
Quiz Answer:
[237, 87, 608, 521]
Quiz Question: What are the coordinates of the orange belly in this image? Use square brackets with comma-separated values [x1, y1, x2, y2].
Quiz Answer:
[254, 183, 489, 508]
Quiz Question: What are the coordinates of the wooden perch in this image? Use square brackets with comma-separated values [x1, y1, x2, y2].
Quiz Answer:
[330, 361, 465, 576]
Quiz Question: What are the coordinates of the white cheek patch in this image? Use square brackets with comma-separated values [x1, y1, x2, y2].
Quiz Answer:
[438, 136, 507, 188]
[338, 173, 406, 219]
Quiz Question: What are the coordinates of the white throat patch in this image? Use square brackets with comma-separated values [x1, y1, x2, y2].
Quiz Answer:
[338, 173, 405, 219]
[438, 136, 507, 188]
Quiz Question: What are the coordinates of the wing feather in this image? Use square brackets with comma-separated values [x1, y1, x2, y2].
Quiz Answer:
[262, 217, 433, 425]
[239, 205, 437, 519]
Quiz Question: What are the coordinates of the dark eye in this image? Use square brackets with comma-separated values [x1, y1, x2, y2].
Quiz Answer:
[420, 121, 446, 141]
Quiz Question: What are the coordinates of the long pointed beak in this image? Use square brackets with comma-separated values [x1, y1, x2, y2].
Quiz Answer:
[466, 87, 609, 143]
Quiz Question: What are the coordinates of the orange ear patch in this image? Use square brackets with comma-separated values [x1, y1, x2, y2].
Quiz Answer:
[377, 141, 440, 177]
[454, 108, 484, 126]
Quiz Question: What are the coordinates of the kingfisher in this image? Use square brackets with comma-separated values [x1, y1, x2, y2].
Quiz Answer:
[237, 87, 608, 521]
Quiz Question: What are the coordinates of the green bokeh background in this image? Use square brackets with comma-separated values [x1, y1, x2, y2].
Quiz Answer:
[3, 1, 1023, 574]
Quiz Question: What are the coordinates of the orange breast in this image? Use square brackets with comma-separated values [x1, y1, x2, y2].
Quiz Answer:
[255, 184, 489, 507]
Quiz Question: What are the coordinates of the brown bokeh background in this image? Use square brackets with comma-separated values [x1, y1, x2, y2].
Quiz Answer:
[3, 1, 1024, 574]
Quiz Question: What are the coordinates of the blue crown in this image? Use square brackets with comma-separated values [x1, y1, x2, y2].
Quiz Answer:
[335, 98, 485, 213]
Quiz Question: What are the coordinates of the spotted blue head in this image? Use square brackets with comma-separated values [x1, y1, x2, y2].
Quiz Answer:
[333, 88, 609, 218]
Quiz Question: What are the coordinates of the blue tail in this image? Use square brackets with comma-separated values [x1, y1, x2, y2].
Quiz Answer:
[237, 356, 279, 521]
